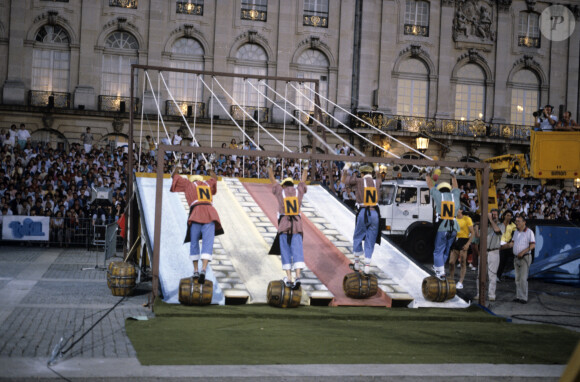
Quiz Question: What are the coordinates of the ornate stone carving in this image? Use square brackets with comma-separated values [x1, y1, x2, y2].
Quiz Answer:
[47, 11, 58, 26]
[514, 54, 539, 69]
[310, 36, 320, 48]
[525, 0, 536, 12]
[183, 24, 193, 38]
[410, 44, 422, 57]
[452, 0, 496, 42]
[112, 117, 124, 133]
[497, 0, 512, 12]
[117, 17, 127, 31]
[42, 114, 54, 130]
[248, 30, 257, 43]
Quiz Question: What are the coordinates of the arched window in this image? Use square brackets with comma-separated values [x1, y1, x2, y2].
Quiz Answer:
[510, 69, 539, 126]
[169, 38, 204, 103]
[295, 49, 329, 113]
[32, 25, 70, 93]
[454, 64, 485, 121]
[393, 153, 421, 175]
[233, 43, 268, 107]
[396, 59, 428, 117]
[102, 31, 139, 97]
[518, 12, 540, 48]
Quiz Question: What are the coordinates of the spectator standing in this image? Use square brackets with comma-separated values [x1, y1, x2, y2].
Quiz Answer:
[534, 105, 557, 131]
[448, 208, 474, 289]
[81, 127, 93, 154]
[17, 124, 31, 150]
[505, 215, 535, 304]
[555, 111, 579, 131]
[497, 210, 515, 280]
[475, 209, 503, 302]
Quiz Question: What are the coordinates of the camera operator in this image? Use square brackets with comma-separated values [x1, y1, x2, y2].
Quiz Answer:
[533, 104, 557, 131]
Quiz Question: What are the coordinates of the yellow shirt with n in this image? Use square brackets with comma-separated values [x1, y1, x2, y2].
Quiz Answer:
[456, 215, 473, 239]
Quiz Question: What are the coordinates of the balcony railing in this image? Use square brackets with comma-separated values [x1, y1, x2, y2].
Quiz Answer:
[109, 0, 137, 9]
[404, 24, 429, 37]
[241, 6, 267, 22]
[29, 90, 71, 109]
[166, 100, 205, 117]
[231, 105, 269, 122]
[303, 10, 328, 28]
[98, 95, 139, 113]
[352, 111, 532, 140]
[293, 110, 331, 127]
[176, 1, 203, 15]
[518, 35, 541, 48]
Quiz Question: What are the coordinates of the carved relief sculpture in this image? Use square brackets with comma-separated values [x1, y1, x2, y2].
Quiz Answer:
[452, 0, 496, 42]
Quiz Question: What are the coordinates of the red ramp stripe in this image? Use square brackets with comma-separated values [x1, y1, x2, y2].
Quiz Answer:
[243, 182, 391, 307]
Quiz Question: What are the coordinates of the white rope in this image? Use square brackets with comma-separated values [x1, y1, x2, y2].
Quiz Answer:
[245, 80, 340, 155]
[193, 74, 199, 138]
[138, 72, 147, 169]
[144, 71, 176, 161]
[242, 79, 246, 178]
[282, 82, 288, 172]
[210, 78, 214, 148]
[288, 82, 392, 159]
[157, 72, 205, 160]
[212, 77, 291, 151]
[301, 83, 439, 161]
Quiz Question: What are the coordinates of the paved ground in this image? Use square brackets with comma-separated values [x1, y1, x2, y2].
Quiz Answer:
[0, 245, 577, 381]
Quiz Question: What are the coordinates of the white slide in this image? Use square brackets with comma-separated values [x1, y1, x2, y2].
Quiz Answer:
[136, 176, 225, 305]
[305, 185, 468, 308]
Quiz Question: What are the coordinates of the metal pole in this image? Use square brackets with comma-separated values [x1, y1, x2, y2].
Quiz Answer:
[126, 65, 135, 257]
[478, 165, 491, 305]
[152, 150, 165, 302]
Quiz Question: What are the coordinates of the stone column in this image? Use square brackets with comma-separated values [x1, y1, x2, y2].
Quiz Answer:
[73, 1, 101, 110]
[3, 1, 27, 105]
[434, 1, 455, 120]
[491, 4, 512, 124]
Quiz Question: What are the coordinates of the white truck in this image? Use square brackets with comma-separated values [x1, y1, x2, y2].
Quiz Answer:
[378, 179, 435, 262]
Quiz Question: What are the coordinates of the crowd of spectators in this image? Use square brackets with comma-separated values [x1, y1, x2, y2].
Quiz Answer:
[1, 125, 579, 248]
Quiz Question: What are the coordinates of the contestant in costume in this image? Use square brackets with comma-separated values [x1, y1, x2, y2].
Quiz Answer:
[268, 165, 308, 289]
[341, 164, 382, 275]
[170, 163, 224, 284]
[427, 172, 460, 279]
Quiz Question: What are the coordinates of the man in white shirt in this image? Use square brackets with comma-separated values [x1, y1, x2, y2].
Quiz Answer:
[534, 105, 557, 131]
[17, 124, 31, 150]
[504, 215, 535, 304]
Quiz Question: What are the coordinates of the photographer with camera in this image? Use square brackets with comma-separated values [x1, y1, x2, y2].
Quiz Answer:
[533, 104, 558, 131]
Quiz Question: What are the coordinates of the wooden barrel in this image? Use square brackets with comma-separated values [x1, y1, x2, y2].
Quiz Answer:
[422, 276, 456, 302]
[179, 277, 213, 306]
[267, 280, 302, 308]
[343, 272, 378, 299]
[107, 261, 137, 296]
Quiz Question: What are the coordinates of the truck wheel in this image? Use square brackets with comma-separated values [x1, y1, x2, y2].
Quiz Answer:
[406, 228, 434, 263]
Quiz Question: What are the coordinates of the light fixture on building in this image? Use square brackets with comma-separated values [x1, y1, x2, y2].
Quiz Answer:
[415, 133, 429, 153]
[574, 178, 580, 189]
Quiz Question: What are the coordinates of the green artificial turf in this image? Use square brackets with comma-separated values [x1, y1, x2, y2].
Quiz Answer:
[125, 299, 580, 365]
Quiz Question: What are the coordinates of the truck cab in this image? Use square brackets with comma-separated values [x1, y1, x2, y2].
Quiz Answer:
[379, 179, 434, 262]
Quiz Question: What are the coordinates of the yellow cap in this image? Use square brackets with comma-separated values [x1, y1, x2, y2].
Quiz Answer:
[281, 177, 294, 185]
[436, 182, 451, 191]
[191, 175, 204, 182]
[359, 165, 373, 173]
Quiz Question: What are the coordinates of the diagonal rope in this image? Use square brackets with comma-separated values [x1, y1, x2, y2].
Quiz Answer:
[245, 80, 335, 154]
[212, 77, 292, 151]
[289, 82, 398, 159]
[144, 71, 176, 161]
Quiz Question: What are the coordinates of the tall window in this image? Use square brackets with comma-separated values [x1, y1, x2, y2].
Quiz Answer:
[233, 43, 268, 107]
[303, 0, 328, 28]
[510, 69, 539, 126]
[396, 59, 428, 117]
[32, 25, 70, 92]
[169, 38, 204, 102]
[102, 32, 139, 97]
[241, 0, 267, 21]
[454, 64, 485, 121]
[518, 12, 540, 48]
[295, 49, 329, 113]
[404, 0, 429, 36]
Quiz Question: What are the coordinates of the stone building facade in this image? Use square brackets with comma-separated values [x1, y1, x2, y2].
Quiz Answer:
[0, 0, 578, 182]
